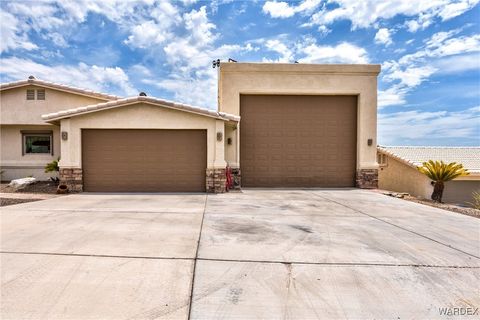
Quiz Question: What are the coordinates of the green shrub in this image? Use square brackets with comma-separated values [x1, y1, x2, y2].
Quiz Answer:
[469, 191, 480, 210]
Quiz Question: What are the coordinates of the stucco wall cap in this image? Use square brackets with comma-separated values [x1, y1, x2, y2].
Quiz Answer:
[219, 62, 381, 75]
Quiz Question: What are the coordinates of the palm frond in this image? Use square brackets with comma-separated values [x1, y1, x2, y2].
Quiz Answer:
[417, 160, 469, 182]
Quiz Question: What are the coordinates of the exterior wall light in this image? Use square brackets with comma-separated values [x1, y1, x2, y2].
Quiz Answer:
[217, 132, 223, 141]
[61, 131, 68, 141]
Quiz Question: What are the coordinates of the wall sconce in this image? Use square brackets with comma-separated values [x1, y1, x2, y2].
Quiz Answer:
[227, 138, 232, 145]
[367, 138, 373, 146]
[61, 131, 68, 140]
[217, 132, 223, 141]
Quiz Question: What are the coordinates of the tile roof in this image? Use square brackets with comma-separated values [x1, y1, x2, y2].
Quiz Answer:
[0, 77, 120, 101]
[41, 96, 240, 122]
[378, 146, 480, 174]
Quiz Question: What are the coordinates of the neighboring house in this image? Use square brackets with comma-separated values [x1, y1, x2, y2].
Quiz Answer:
[1, 63, 381, 193]
[377, 146, 480, 205]
[0, 77, 119, 181]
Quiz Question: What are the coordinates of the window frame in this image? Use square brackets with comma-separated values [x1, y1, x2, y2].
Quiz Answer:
[37, 89, 46, 100]
[377, 152, 388, 167]
[26, 89, 35, 100]
[21, 130, 53, 156]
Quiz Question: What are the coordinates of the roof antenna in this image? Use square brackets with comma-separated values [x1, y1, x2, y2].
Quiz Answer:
[28, 75, 35, 79]
[212, 59, 220, 68]
[228, 58, 237, 63]
[139, 92, 147, 96]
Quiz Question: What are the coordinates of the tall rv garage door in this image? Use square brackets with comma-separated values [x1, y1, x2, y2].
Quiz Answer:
[82, 129, 207, 192]
[240, 95, 357, 187]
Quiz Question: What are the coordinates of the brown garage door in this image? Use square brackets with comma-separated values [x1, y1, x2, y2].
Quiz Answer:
[240, 95, 357, 187]
[82, 129, 206, 192]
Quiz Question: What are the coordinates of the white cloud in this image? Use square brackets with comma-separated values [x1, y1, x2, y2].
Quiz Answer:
[378, 85, 408, 107]
[264, 39, 294, 62]
[308, 0, 479, 30]
[0, 57, 136, 96]
[375, 28, 393, 46]
[124, 20, 173, 48]
[433, 53, 480, 73]
[384, 65, 437, 87]
[378, 106, 480, 145]
[0, 11, 38, 53]
[380, 31, 480, 107]
[299, 42, 369, 64]
[263, 0, 321, 18]
[184, 6, 216, 47]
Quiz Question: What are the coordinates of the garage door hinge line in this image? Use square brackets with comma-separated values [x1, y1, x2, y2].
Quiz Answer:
[187, 194, 208, 320]
[307, 191, 480, 260]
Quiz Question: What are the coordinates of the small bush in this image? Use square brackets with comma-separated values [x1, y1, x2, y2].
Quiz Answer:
[469, 191, 480, 210]
[45, 158, 59, 173]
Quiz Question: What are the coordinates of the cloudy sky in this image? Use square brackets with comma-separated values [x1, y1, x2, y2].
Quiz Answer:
[1, 0, 479, 146]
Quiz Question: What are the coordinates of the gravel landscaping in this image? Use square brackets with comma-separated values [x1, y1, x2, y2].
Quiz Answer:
[379, 190, 480, 218]
[0, 181, 59, 194]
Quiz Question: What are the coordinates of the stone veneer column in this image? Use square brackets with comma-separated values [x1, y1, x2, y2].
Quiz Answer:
[59, 168, 83, 192]
[206, 168, 226, 193]
[355, 169, 378, 189]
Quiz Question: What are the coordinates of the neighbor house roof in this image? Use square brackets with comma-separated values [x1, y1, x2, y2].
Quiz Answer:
[378, 146, 480, 174]
[41, 96, 240, 122]
[0, 77, 120, 101]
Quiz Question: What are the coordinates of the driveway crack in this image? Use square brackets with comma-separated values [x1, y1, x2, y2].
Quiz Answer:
[187, 193, 208, 319]
[308, 191, 480, 260]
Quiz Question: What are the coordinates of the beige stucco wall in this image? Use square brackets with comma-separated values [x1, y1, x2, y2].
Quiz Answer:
[59, 103, 226, 169]
[378, 154, 480, 205]
[218, 63, 381, 169]
[0, 124, 60, 181]
[0, 86, 107, 125]
[443, 180, 480, 205]
[378, 155, 432, 199]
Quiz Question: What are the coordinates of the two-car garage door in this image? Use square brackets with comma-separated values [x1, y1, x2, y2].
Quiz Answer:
[240, 95, 357, 187]
[82, 129, 206, 192]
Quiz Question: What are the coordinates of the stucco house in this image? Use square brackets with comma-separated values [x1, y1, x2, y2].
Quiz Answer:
[1, 62, 381, 193]
[377, 146, 480, 206]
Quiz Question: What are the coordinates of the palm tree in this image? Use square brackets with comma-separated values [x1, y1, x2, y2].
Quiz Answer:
[417, 160, 469, 203]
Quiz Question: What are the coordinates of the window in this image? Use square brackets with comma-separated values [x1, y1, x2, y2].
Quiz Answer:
[37, 89, 45, 100]
[26, 89, 35, 100]
[377, 153, 388, 166]
[22, 131, 53, 155]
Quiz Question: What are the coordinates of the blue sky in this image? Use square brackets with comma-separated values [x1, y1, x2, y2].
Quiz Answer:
[1, 0, 479, 146]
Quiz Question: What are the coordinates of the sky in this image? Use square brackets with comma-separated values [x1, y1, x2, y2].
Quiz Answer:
[0, 0, 479, 146]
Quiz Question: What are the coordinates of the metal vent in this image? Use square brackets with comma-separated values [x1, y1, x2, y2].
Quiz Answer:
[26, 89, 35, 100]
[37, 89, 45, 100]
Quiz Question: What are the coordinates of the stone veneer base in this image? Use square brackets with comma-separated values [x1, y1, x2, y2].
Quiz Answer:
[355, 169, 378, 189]
[206, 168, 227, 193]
[59, 168, 83, 192]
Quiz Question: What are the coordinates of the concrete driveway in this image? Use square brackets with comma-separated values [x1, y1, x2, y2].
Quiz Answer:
[1, 189, 479, 319]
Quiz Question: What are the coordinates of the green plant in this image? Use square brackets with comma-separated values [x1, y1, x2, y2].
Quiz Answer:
[469, 191, 480, 209]
[45, 158, 60, 173]
[417, 160, 469, 203]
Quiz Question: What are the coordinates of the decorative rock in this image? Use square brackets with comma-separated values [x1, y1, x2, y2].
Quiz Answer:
[8, 177, 37, 190]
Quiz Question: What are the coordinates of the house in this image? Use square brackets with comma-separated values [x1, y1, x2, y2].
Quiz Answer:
[0, 77, 119, 181]
[377, 146, 480, 205]
[1, 63, 381, 193]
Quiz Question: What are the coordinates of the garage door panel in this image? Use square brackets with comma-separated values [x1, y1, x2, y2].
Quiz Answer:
[240, 95, 357, 188]
[82, 129, 206, 192]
